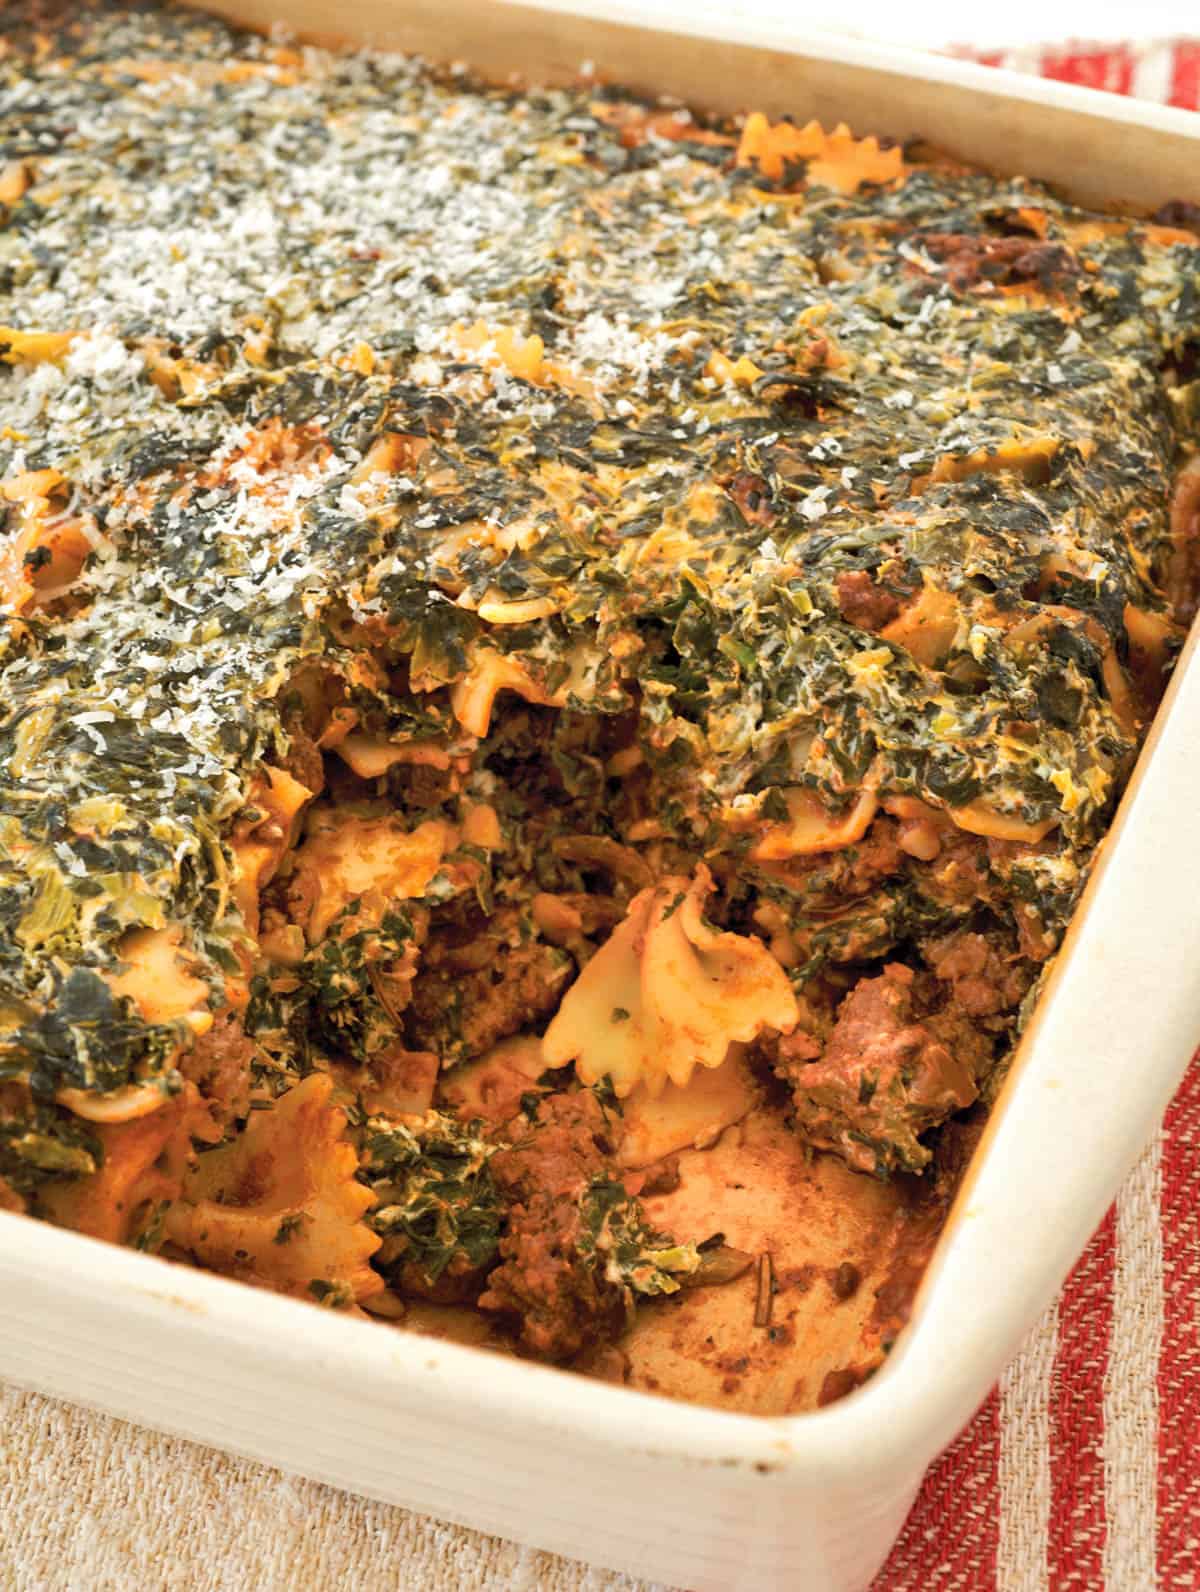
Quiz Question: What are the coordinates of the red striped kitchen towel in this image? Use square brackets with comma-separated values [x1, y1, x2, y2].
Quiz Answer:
[947, 38, 1200, 108]
[875, 39, 1200, 1591]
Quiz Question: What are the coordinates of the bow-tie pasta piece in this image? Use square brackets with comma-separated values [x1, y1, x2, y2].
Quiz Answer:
[543, 866, 799, 1098]
[166, 1072, 382, 1307]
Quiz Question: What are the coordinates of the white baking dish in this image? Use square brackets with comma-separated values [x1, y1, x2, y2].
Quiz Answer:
[2, 7, 1199, 1588]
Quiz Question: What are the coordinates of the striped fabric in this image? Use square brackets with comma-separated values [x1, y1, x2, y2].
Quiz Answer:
[947, 38, 1200, 108]
[878, 1062, 1199, 1588]
[875, 42, 1200, 1587]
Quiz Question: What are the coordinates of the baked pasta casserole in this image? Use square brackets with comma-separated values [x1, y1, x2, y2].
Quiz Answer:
[0, 0, 1197, 1410]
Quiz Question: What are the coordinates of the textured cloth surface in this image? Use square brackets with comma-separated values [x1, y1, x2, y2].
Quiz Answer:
[2, 34, 1199, 1592]
[0, 1385, 664, 1592]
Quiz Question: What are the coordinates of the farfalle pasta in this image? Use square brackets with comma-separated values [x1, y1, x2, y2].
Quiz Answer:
[543, 868, 799, 1096]
[165, 1073, 383, 1305]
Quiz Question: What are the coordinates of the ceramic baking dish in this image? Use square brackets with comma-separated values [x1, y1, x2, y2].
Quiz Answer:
[2, 6, 1199, 1587]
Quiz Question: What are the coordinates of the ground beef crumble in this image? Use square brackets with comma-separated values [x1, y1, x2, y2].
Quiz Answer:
[479, 1091, 628, 1361]
[178, 1009, 256, 1135]
[779, 963, 994, 1176]
[407, 917, 574, 1067]
[835, 569, 902, 631]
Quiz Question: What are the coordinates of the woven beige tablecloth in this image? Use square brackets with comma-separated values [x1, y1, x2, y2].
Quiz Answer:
[0, 1383, 663, 1592]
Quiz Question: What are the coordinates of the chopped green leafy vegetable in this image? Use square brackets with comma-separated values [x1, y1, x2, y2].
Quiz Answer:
[301, 904, 420, 1065]
[579, 1174, 701, 1301]
[0, 1105, 100, 1194]
[361, 1111, 502, 1284]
